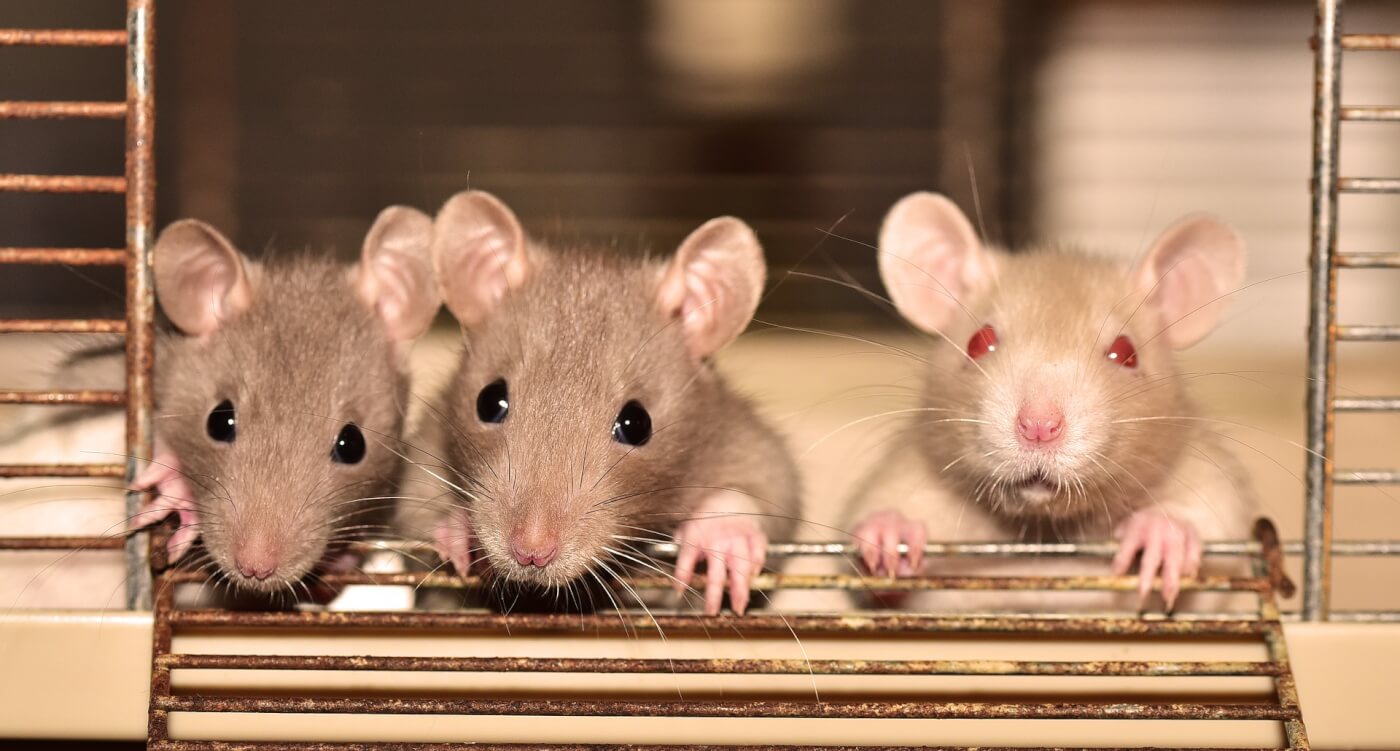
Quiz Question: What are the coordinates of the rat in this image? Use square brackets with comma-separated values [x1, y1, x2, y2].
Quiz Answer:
[843, 191, 1256, 612]
[410, 189, 800, 616]
[127, 207, 440, 599]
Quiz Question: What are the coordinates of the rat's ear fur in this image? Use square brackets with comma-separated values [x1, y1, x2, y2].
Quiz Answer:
[153, 219, 254, 336]
[431, 190, 532, 327]
[877, 191, 989, 336]
[1133, 215, 1246, 349]
[355, 205, 440, 342]
[657, 216, 765, 360]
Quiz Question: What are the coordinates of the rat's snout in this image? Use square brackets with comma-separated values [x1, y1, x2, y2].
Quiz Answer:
[509, 523, 560, 568]
[233, 537, 281, 581]
[1016, 402, 1065, 447]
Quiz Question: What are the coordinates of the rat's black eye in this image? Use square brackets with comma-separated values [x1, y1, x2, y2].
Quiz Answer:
[612, 400, 652, 446]
[476, 378, 509, 424]
[331, 423, 366, 464]
[206, 399, 236, 443]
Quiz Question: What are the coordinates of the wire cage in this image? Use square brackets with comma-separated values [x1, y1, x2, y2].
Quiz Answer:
[0, 0, 1397, 748]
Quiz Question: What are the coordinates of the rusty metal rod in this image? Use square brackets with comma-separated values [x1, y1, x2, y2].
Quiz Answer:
[0, 247, 127, 265]
[1338, 177, 1400, 192]
[152, 694, 1298, 721]
[0, 29, 126, 46]
[1334, 395, 1400, 410]
[148, 743, 1292, 751]
[0, 174, 126, 192]
[0, 318, 125, 334]
[160, 653, 1284, 677]
[0, 101, 125, 119]
[1336, 251, 1400, 268]
[1341, 33, 1400, 50]
[0, 535, 126, 551]
[0, 390, 124, 405]
[0, 462, 124, 477]
[1336, 325, 1400, 341]
[1340, 105, 1400, 121]
[1334, 470, 1400, 485]
[166, 609, 1272, 636]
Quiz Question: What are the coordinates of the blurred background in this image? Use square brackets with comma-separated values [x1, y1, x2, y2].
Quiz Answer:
[2, 0, 1399, 610]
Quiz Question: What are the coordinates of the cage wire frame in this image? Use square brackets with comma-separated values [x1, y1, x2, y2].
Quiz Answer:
[0, 0, 1392, 747]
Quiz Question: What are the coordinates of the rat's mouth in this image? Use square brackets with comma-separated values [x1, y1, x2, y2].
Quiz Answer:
[1013, 471, 1058, 504]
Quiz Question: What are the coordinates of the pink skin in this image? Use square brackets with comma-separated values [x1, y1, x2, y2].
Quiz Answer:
[432, 510, 767, 616]
[128, 445, 202, 564]
[854, 507, 1203, 611]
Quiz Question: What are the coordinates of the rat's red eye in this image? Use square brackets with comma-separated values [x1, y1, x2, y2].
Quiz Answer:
[1106, 335, 1138, 368]
[966, 325, 998, 360]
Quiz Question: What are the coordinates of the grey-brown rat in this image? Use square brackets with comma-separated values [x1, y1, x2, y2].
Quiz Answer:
[130, 208, 440, 598]
[413, 189, 800, 615]
[843, 191, 1257, 612]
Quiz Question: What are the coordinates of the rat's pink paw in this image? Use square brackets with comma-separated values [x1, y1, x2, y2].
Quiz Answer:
[129, 452, 201, 563]
[431, 508, 475, 576]
[1113, 509, 1202, 612]
[852, 508, 927, 578]
[673, 515, 767, 616]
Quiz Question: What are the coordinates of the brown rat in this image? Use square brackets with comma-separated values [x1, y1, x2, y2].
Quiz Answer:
[415, 189, 799, 615]
[844, 191, 1256, 612]
[130, 208, 440, 598]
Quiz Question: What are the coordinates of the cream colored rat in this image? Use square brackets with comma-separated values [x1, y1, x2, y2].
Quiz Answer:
[844, 191, 1256, 612]
[416, 189, 799, 616]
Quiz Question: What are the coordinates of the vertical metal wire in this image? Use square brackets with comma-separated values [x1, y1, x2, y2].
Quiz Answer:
[124, 0, 156, 611]
[1303, 0, 1343, 623]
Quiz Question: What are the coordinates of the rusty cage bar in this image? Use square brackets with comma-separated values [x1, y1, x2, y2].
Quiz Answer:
[0, 0, 156, 605]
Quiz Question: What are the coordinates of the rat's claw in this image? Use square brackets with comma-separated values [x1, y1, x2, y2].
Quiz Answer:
[431, 508, 475, 575]
[1114, 509, 1201, 612]
[852, 509, 926, 577]
[673, 515, 768, 615]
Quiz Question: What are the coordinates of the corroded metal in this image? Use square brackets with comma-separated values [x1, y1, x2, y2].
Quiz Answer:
[0, 101, 125, 119]
[1341, 33, 1400, 50]
[1304, 0, 1342, 622]
[124, 0, 157, 611]
[149, 745, 1288, 751]
[0, 535, 126, 550]
[1340, 105, 1400, 121]
[152, 695, 1299, 721]
[0, 318, 125, 334]
[0, 390, 124, 405]
[167, 608, 1270, 636]
[161, 652, 1283, 677]
[0, 174, 126, 192]
[1337, 177, 1400, 192]
[0, 463, 124, 477]
[0, 247, 127, 265]
[1336, 252, 1400, 268]
[0, 28, 126, 46]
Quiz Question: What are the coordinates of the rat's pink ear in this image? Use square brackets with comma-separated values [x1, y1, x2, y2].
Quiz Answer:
[657, 216, 765, 359]
[1133, 215, 1246, 349]
[355, 205, 440, 341]
[431, 190, 532, 327]
[152, 219, 253, 336]
[877, 191, 988, 335]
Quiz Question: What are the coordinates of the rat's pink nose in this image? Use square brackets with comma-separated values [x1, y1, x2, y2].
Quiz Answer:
[234, 539, 280, 580]
[509, 533, 559, 568]
[1017, 404, 1065, 446]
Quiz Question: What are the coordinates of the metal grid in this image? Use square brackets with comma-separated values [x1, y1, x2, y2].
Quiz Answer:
[0, 0, 156, 609]
[143, 519, 1309, 750]
[1303, 0, 1400, 622]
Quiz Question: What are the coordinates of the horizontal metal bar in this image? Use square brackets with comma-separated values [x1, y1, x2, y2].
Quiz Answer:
[1336, 325, 1400, 341]
[1341, 105, 1400, 121]
[0, 101, 124, 119]
[167, 609, 1271, 636]
[1342, 34, 1400, 50]
[1337, 252, 1400, 268]
[0, 247, 126, 265]
[1334, 396, 1400, 411]
[1335, 470, 1400, 485]
[153, 694, 1297, 721]
[0, 535, 125, 551]
[0, 462, 124, 478]
[0, 390, 124, 406]
[1323, 610, 1400, 623]
[0, 28, 126, 46]
[0, 174, 125, 193]
[148, 743, 1292, 751]
[0, 318, 124, 334]
[1338, 177, 1400, 193]
[160, 653, 1283, 677]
